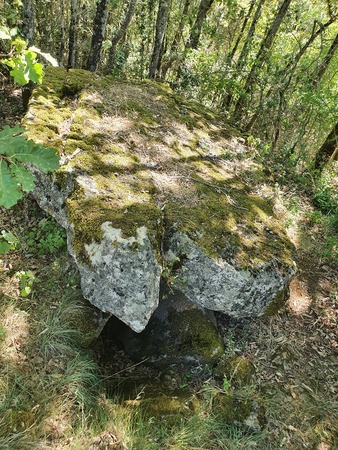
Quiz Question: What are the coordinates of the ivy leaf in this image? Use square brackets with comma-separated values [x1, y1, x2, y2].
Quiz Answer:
[0, 161, 23, 208]
[11, 164, 36, 192]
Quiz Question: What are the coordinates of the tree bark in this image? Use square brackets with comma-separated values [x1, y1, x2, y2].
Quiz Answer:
[222, 0, 265, 111]
[232, 0, 293, 123]
[104, 0, 138, 74]
[22, 0, 35, 46]
[314, 121, 338, 170]
[57, 0, 66, 67]
[87, 0, 109, 72]
[67, 0, 78, 69]
[149, 0, 171, 79]
[313, 31, 338, 88]
[271, 20, 335, 149]
[227, 0, 256, 64]
[188, 0, 215, 50]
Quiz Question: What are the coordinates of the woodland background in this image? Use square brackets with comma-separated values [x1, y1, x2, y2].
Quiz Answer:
[2, 0, 338, 172]
[0, 1, 337, 449]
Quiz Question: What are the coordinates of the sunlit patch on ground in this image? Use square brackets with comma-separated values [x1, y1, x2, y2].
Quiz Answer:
[288, 277, 311, 315]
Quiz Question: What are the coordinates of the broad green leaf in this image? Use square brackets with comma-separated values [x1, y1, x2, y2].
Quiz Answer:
[20, 286, 31, 297]
[25, 50, 44, 84]
[7, 55, 29, 85]
[11, 164, 36, 192]
[12, 37, 26, 53]
[29, 46, 58, 67]
[1, 230, 17, 244]
[0, 161, 22, 208]
[0, 126, 60, 172]
[0, 241, 12, 254]
[8, 140, 59, 172]
[0, 125, 26, 138]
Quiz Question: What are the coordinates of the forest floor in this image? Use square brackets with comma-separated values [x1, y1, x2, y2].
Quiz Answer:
[0, 80, 337, 450]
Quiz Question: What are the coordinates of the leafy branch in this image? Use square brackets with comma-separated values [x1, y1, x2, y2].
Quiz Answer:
[0, 126, 60, 208]
[0, 25, 57, 86]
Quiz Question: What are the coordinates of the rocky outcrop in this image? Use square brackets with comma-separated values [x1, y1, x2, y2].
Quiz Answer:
[25, 67, 296, 332]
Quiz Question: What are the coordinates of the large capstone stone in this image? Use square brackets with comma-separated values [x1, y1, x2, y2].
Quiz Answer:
[24, 67, 296, 332]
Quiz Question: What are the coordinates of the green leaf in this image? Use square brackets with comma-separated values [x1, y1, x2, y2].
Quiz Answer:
[8, 56, 29, 86]
[0, 241, 12, 254]
[0, 126, 60, 173]
[11, 164, 36, 192]
[0, 161, 23, 208]
[1, 230, 17, 244]
[20, 286, 32, 297]
[25, 50, 44, 84]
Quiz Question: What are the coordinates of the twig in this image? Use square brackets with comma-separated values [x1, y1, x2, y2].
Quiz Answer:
[98, 357, 150, 383]
[177, 175, 249, 211]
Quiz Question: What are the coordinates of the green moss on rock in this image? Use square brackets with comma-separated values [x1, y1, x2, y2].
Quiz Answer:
[168, 309, 224, 361]
[215, 356, 255, 386]
[26, 67, 295, 277]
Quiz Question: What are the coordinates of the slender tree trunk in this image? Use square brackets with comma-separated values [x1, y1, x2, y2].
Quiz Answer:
[271, 20, 335, 149]
[227, 0, 255, 64]
[149, 0, 171, 79]
[232, 0, 293, 123]
[188, 0, 214, 50]
[314, 121, 338, 170]
[22, 0, 34, 46]
[67, 0, 77, 69]
[160, 0, 191, 79]
[244, 18, 334, 134]
[57, 0, 66, 67]
[87, 0, 109, 72]
[222, 0, 265, 110]
[21, 0, 35, 111]
[313, 31, 338, 88]
[104, 0, 138, 74]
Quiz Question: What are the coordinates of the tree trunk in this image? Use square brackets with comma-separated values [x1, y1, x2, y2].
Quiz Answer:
[227, 0, 255, 64]
[87, 0, 109, 72]
[22, 0, 34, 46]
[149, 0, 171, 79]
[67, 0, 78, 69]
[104, 0, 138, 75]
[232, 0, 293, 123]
[271, 19, 335, 149]
[244, 18, 334, 134]
[222, 0, 265, 111]
[188, 0, 214, 50]
[21, 0, 35, 111]
[57, 0, 66, 67]
[314, 121, 338, 171]
[313, 32, 338, 88]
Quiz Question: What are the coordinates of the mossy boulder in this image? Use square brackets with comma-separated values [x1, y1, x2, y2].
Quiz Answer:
[24, 67, 296, 332]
